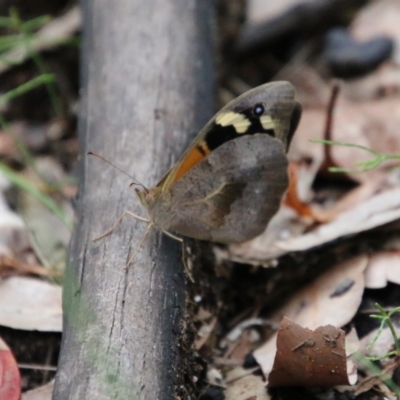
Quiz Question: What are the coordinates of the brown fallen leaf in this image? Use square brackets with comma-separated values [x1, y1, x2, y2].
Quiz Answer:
[283, 162, 315, 219]
[269, 318, 352, 387]
[0, 255, 54, 278]
[254, 256, 367, 377]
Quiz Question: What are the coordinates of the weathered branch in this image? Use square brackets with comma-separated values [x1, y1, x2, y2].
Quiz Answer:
[53, 1, 215, 399]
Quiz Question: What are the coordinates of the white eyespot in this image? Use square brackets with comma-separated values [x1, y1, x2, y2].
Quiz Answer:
[253, 103, 264, 116]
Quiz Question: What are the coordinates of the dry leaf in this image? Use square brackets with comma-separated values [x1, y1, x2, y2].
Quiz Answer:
[0, 277, 62, 331]
[20, 157, 73, 275]
[254, 256, 367, 378]
[283, 162, 315, 218]
[229, 185, 400, 263]
[225, 369, 270, 400]
[21, 381, 54, 400]
[269, 318, 352, 387]
[0, 255, 53, 278]
[364, 251, 400, 288]
[277, 186, 400, 253]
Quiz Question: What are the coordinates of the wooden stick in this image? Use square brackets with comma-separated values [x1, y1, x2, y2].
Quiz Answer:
[53, 1, 215, 398]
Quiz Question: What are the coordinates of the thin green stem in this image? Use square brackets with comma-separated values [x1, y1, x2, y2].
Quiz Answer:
[355, 354, 400, 397]
[311, 139, 400, 174]
[375, 303, 400, 354]
[310, 139, 381, 156]
[9, 9, 62, 115]
[0, 73, 54, 104]
[0, 75, 55, 181]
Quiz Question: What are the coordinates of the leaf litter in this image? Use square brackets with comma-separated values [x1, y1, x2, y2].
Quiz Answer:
[200, 1, 400, 398]
[1, 0, 400, 398]
[0, 2, 79, 395]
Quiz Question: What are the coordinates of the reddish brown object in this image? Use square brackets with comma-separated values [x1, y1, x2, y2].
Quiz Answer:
[0, 340, 21, 400]
[283, 162, 315, 218]
[269, 317, 349, 387]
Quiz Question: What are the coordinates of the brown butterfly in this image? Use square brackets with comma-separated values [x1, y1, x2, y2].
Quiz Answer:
[92, 81, 301, 247]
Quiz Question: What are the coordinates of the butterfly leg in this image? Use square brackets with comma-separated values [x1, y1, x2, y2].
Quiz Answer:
[162, 230, 183, 243]
[93, 211, 150, 241]
[125, 222, 154, 269]
[160, 230, 194, 281]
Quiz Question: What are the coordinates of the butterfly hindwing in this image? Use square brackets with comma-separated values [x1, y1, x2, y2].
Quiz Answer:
[150, 134, 288, 243]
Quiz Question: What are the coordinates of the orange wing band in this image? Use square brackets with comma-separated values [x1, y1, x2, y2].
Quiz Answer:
[173, 144, 210, 183]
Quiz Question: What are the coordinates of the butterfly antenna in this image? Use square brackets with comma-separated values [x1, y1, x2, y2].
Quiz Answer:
[87, 151, 147, 191]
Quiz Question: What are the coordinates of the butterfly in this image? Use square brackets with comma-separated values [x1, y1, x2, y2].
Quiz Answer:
[124, 81, 302, 244]
[90, 81, 301, 248]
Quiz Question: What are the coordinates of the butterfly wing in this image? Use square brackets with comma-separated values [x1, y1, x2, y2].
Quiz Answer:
[157, 81, 301, 191]
[150, 134, 288, 243]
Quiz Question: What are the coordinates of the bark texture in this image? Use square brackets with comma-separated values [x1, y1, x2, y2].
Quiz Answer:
[53, 1, 215, 399]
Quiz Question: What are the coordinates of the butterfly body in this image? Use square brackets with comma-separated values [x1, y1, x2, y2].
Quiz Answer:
[136, 81, 302, 243]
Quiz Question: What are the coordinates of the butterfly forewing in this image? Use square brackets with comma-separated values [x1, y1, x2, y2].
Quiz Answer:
[158, 81, 300, 192]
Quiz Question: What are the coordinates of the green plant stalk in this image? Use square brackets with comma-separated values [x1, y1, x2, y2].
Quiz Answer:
[0, 74, 56, 181]
[356, 354, 400, 397]
[367, 303, 400, 362]
[9, 9, 62, 115]
[0, 14, 50, 30]
[19, 15, 51, 31]
[311, 139, 400, 173]
[366, 350, 398, 361]
[310, 139, 382, 155]
[0, 35, 26, 53]
[21, 42, 62, 115]
[0, 73, 54, 104]
[0, 60, 71, 229]
[376, 303, 400, 354]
